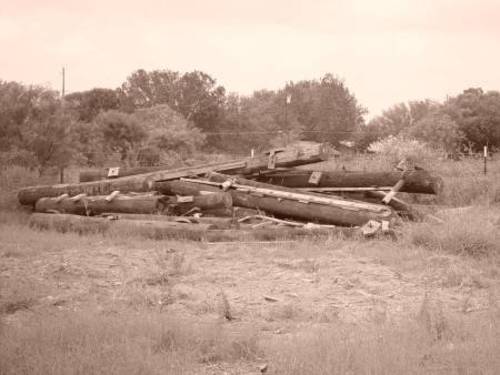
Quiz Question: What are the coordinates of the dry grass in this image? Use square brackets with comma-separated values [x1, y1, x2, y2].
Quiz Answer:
[264, 304, 500, 375]
[0, 310, 261, 375]
[1, 159, 500, 374]
[405, 207, 500, 258]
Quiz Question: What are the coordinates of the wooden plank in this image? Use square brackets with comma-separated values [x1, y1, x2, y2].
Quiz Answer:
[382, 179, 405, 204]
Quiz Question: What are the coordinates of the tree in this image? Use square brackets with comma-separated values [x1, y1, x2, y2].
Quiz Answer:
[24, 109, 78, 175]
[0, 81, 59, 151]
[118, 69, 226, 138]
[94, 110, 147, 164]
[118, 69, 179, 110]
[286, 74, 365, 146]
[357, 100, 439, 150]
[65, 88, 120, 122]
[443, 88, 500, 151]
[405, 112, 464, 154]
[132, 104, 206, 165]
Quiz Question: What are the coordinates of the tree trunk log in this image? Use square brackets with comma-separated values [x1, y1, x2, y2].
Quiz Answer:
[29, 213, 215, 240]
[28, 213, 354, 242]
[98, 213, 236, 229]
[35, 194, 168, 216]
[253, 170, 443, 195]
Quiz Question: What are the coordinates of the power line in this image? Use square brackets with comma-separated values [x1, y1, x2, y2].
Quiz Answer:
[201, 130, 360, 135]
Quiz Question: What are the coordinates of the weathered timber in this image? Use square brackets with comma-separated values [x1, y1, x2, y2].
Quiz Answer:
[35, 194, 168, 216]
[152, 180, 221, 196]
[98, 213, 236, 229]
[29, 213, 215, 240]
[254, 170, 444, 195]
[202, 174, 394, 226]
[78, 143, 327, 182]
[28, 213, 354, 242]
[166, 192, 233, 215]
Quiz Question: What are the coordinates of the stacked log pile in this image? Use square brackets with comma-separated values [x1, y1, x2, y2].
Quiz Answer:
[17, 142, 444, 242]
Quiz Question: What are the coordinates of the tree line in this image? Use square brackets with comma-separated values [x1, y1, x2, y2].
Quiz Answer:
[1, 68, 499, 174]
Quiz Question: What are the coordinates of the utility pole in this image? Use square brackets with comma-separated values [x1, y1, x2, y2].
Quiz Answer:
[61, 67, 66, 101]
[60, 67, 66, 183]
[284, 92, 291, 146]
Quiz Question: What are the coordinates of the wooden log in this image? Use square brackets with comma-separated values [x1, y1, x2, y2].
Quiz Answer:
[166, 192, 232, 215]
[79, 143, 327, 182]
[28, 213, 214, 240]
[35, 194, 168, 216]
[254, 170, 444, 195]
[206, 173, 391, 212]
[152, 180, 221, 196]
[154, 178, 392, 226]
[203, 174, 394, 226]
[202, 207, 262, 218]
[98, 213, 236, 229]
[28, 213, 355, 242]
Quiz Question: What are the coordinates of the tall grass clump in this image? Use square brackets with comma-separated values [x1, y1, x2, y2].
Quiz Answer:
[406, 207, 500, 258]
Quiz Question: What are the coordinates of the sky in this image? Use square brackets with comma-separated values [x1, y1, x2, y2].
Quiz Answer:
[1, 0, 500, 118]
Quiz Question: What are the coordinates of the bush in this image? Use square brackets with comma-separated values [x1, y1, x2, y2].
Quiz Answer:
[367, 135, 441, 168]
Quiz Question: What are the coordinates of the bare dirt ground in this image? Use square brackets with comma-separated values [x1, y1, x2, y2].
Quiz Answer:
[1, 215, 499, 374]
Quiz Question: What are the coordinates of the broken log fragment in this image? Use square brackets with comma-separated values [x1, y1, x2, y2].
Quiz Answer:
[35, 194, 168, 216]
[254, 170, 444, 195]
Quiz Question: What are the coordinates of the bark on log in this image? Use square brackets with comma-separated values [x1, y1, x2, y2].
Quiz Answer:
[254, 170, 444, 195]
[78, 143, 327, 182]
[35, 194, 168, 216]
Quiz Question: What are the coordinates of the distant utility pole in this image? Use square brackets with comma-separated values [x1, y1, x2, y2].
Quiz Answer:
[284, 92, 291, 145]
[61, 67, 66, 98]
[60, 66, 66, 184]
